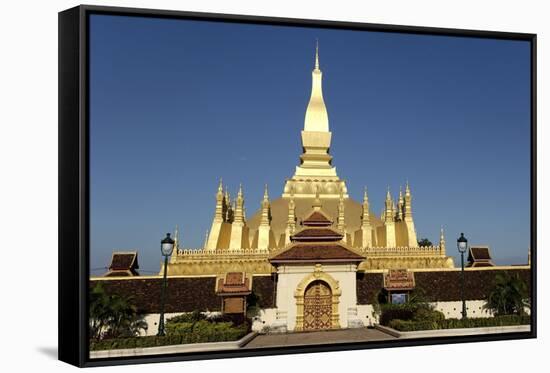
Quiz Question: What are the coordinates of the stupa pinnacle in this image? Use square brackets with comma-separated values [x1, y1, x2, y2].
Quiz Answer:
[283, 42, 348, 199]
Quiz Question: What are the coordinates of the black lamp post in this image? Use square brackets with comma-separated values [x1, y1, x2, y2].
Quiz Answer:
[457, 232, 468, 319]
[157, 232, 175, 336]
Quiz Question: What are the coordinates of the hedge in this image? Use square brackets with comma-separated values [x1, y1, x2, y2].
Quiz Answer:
[388, 315, 531, 332]
[379, 303, 444, 326]
[90, 322, 248, 351]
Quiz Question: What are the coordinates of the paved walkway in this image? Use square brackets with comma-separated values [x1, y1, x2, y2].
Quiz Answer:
[243, 327, 395, 349]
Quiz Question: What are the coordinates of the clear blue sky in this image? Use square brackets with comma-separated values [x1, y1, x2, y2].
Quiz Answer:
[89, 14, 531, 274]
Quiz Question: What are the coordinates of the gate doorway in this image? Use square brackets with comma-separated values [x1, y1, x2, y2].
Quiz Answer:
[303, 280, 332, 331]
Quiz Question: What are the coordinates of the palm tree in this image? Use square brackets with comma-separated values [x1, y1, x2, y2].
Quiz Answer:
[483, 272, 529, 316]
[89, 283, 148, 340]
[89, 283, 111, 340]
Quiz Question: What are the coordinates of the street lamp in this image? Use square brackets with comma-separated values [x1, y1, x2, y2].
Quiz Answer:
[457, 232, 468, 319]
[157, 232, 175, 336]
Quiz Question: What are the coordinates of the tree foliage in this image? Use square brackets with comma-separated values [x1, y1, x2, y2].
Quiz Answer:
[483, 272, 529, 316]
[417, 238, 433, 247]
[89, 282, 148, 340]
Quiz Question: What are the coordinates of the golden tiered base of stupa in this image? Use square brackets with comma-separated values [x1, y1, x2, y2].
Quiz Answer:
[164, 245, 454, 276]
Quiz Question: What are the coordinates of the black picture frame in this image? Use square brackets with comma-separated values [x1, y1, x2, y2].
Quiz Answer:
[58, 4, 537, 368]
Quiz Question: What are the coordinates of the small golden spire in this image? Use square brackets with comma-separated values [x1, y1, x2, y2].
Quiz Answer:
[174, 224, 179, 250]
[363, 186, 369, 203]
[312, 185, 322, 210]
[260, 184, 271, 226]
[405, 180, 411, 195]
[440, 226, 446, 253]
[386, 186, 391, 200]
[203, 229, 209, 248]
[217, 178, 223, 193]
[238, 183, 243, 199]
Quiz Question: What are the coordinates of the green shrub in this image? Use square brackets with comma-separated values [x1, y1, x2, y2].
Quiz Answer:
[379, 303, 437, 326]
[388, 315, 530, 332]
[413, 308, 445, 322]
[90, 319, 250, 351]
[389, 319, 438, 331]
[379, 303, 417, 325]
[166, 310, 205, 324]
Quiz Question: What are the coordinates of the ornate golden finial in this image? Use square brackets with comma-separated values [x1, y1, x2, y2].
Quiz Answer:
[315, 39, 320, 70]
[386, 186, 391, 200]
[263, 183, 269, 200]
[440, 226, 446, 252]
[218, 178, 223, 193]
[312, 185, 322, 209]
[405, 180, 411, 195]
[363, 186, 368, 202]
[399, 186, 403, 200]
[238, 183, 243, 198]
[203, 229, 209, 248]
[174, 224, 179, 250]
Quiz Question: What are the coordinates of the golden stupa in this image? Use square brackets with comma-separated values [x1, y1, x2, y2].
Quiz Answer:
[166, 43, 454, 276]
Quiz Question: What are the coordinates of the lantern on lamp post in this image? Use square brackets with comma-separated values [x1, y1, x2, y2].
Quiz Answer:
[157, 233, 175, 336]
[457, 232, 468, 319]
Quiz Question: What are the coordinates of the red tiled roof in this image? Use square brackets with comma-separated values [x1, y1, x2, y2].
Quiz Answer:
[216, 273, 251, 295]
[106, 252, 139, 276]
[467, 247, 495, 267]
[292, 228, 343, 241]
[270, 243, 364, 263]
[302, 211, 332, 226]
[469, 247, 492, 260]
[225, 272, 244, 285]
[110, 253, 138, 270]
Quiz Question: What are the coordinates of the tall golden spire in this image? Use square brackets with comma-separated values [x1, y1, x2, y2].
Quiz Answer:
[362, 187, 370, 224]
[283, 41, 348, 199]
[214, 179, 224, 223]
[404, 181, 413, 220]
[397, 186, 404, 220]
[315, 39, 320, 71]
[233, 183, 244, 224]
[361, 187, 372, 248]
[385, 187, 394, 222]
[304, 40, 329, 132]
[258, 184, 272, 251]
[260, 184, 271, 226]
